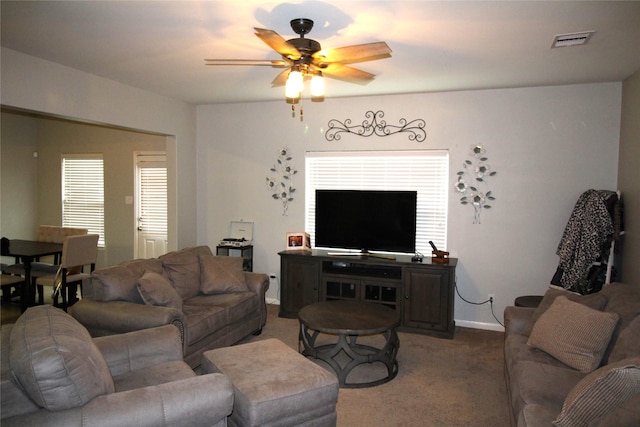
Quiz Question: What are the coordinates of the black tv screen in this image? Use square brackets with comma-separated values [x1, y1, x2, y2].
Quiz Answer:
[315, 189, 417, 254]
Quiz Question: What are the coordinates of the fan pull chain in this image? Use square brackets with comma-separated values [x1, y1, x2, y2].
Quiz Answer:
[290, 103, 304, 121]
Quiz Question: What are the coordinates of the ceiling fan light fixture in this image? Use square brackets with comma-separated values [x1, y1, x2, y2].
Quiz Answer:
[285, 68, 303, 103]
[311, 71, 325, 102]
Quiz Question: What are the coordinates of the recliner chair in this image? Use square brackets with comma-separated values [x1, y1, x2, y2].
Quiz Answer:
[1, 305, 233, 426]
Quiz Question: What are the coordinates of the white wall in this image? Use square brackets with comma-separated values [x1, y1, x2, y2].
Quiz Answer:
[1, 47, 623, 329]
[618, 69, 640, 285]
[197, 83, 621, 329]
[1, 47, 197, 249]
[0, 113, 38, 239]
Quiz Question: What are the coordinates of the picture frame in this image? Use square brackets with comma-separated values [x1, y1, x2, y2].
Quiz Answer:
[286, 232, 311, 252]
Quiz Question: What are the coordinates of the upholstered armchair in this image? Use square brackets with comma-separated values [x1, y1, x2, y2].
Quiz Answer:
[1, 305, 233, 426]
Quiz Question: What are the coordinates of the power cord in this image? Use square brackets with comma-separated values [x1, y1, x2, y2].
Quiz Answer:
[454, 280, 504, 328]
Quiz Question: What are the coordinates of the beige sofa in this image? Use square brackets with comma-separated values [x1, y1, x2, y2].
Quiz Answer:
[504, 282, 640, 426]
[1, 305, 233, 426]
[71, 246, 269, 367]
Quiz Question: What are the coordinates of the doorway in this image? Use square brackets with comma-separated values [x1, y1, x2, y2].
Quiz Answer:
[135, 152, 168, 258]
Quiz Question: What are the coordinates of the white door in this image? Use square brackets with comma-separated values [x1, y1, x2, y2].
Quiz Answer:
[135, 152, 168, 259]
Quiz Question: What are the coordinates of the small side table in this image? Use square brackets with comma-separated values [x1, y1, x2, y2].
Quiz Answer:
[216, 245, 253, 271]
[514, 295, 543, 308]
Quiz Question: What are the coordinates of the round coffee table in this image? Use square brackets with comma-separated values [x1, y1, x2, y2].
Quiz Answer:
[298, 300, 400, 388]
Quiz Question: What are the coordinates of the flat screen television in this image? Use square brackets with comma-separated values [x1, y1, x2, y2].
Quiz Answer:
[314, 189, 417, 254]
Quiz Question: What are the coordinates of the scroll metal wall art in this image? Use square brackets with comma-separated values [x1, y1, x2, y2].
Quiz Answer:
[455, 145, 497, 224]
[266, 148, 298, 216]
[325, 110, 426, 142]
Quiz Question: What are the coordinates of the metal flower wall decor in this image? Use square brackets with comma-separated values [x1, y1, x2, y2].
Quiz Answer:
[455, 145, 497, 224]
[266, 148, 298, 215]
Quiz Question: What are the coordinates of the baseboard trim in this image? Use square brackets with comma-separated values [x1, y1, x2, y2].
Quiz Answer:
[263, 302, 504, 332]
[456, 319, 504, 332]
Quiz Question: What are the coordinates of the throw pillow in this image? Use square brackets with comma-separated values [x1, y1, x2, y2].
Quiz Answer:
[528, 296, 619, 372]
[91, 264, 144, 303]
[89, 259, 164, 303]
[137, 271, 183, 311]
[160, 246, 213, 299]
[9, 305, 114, 411]
[524, 286, 608, 336]
[553, 357, 640, 427]
[200, 255, 248, 295]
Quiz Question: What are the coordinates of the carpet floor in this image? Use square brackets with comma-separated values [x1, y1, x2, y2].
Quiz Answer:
[1, 301, 510, 426]
[242, 304, 510, 427]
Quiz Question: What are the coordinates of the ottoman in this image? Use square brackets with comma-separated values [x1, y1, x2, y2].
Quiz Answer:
[201, 338, 339, 427]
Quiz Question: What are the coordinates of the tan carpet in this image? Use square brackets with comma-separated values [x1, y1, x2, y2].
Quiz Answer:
[243, 304, 510, 427]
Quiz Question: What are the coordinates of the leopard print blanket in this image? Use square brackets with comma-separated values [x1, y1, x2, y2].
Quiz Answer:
[552, 189, 616, 294]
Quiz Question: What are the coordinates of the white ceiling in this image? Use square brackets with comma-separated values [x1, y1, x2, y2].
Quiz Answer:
[2, 1, 640, 105]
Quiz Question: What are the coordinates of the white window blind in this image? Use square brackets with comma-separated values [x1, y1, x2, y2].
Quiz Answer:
[62, 154, 105, 247]
[305, 150, 449, 255]
[137, 154, 167, 236]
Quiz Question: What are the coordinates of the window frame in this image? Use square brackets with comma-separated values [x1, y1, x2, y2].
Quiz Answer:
[305, 150, 449, 256]
[61, 153, 105, 247]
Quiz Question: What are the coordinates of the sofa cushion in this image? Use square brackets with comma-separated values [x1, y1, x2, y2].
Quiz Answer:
[137, 271, 183, 311]
[200, 255, 248, 295]
[511, 360, 584, 419]
[608, 316, 640, 364]
[90, 258, 162, 303]
[9, 305, 114, 411]
[600, 282, 640, 365]
[553, 358, 640, 427]
[186, 292, 259, 324]
[525, 286, 608, 335]
[528, 296, 619, 373]
[160, 246, 212, 300]
[505, 333, 571, 377]
[182, 304, 227, 346]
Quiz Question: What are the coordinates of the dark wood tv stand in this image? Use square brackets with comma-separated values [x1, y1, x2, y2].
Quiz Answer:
[279, 250, 457, 338]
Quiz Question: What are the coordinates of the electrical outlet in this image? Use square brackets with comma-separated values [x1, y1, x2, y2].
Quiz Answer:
[269, 273, 277, 279]
[488, 294, 495, 304]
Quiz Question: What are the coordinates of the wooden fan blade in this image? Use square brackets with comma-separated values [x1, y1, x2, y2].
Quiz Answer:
[322, 63, 376, 84]
[205, 58, 288, 68]
[254, 28, 301, 60]
[270, 68, 291, 87]
[314, 41, 391, 65]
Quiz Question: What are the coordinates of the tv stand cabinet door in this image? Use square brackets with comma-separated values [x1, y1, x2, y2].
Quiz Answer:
[402, 267, 454, 338]
[280, 256, 320, 318]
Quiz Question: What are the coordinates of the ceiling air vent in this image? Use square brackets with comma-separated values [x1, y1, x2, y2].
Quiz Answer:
[552, 31, 595, 48]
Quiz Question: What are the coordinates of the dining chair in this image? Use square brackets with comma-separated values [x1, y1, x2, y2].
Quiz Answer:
[27, 227, 88, 303]
[1, 263, 24, 301]
[35, 234, 99, 311]
[38, 226, 87, 266]
[35, 225, 62, 243]
[1, 226, 87, 277]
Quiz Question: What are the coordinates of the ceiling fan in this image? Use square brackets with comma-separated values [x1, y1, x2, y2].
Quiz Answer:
[205, 18, 392, 104]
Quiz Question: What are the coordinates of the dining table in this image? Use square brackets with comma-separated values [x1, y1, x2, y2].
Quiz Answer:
[1, 238, 63, 312]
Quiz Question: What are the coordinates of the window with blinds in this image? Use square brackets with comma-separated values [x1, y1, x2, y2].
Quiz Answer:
[62, 154, 105, 247]
[136, 154, 167, 237]
[305, 150, 449, 255]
